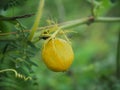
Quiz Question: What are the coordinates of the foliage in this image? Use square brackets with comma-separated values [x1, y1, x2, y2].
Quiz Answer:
[0, 0, 120, 90]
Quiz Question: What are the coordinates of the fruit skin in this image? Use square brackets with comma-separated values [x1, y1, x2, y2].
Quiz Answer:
[42, 38, 74, 72]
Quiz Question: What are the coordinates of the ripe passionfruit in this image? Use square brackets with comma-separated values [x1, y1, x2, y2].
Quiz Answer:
[42, 38, 74, 72]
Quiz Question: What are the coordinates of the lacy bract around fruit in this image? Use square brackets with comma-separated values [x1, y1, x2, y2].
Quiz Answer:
[42, 38, 74, 72]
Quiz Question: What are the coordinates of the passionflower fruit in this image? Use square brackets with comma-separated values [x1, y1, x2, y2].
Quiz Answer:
[42, 38, 74, 72]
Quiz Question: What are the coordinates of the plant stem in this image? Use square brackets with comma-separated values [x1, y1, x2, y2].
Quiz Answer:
[60, 17, 90, 29]
[116, 30, 120, 79]
[28, 0, 45, 41]
[0, 16, 120, 36]
[95, 17, 120, 23]
[60, 16, 120, 29]
[0, 14, 34, 21]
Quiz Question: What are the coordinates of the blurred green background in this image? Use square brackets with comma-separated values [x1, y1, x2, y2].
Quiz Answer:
[0, 0, 120, 90]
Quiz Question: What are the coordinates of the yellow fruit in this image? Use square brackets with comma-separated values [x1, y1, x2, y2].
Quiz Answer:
[42, 38, 74, 72]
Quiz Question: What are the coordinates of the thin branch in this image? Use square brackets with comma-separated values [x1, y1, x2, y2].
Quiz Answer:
[0, 16, 120, 36]
[59, 16, 120, 29]
[59, 16, 94, 29]
[95, 17, 120, 23]
[0, 14, 35, 21]
[91, 0, 95, 16]
[0, 30, 30, 36]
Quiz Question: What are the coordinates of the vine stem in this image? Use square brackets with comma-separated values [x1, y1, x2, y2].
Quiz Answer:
[0, 14, 34, 21]
[116, 30, 120, 79]
[0, 16, 120, 37]
[28, 0, 45, 41]
[95, 17, 120, 23]
[60, 16, 120, 29]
